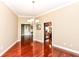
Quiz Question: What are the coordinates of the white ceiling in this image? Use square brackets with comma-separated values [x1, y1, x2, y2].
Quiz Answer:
[0, 0, 79, 16]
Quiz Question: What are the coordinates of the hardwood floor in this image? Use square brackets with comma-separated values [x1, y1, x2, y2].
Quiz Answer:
[2, 42, 21, 57]
[2, 41, 79, 57]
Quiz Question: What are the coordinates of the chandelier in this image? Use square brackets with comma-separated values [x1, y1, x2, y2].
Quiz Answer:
[27, 0, 39, 24]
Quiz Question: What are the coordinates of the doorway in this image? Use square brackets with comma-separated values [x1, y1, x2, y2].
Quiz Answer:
[21, 24, 33, 45]
[44, 22, 52, 56]
[21, 24, 33, 56]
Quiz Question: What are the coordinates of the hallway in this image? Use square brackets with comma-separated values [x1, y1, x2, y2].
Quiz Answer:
[0, 0, 79, 58]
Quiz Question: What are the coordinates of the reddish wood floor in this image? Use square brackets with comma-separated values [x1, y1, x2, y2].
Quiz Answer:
[2, 41, 79, 57]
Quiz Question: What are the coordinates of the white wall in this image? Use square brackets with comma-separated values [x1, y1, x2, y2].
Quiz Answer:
[36, 2, 79, 52]
[0, 2, 18, 55]
[53, 2, 79, 51]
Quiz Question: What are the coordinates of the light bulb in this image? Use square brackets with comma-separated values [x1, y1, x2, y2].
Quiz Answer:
[27, 20, 31, 22]
[35, 20, 39, 23]
[30, 18, 34, 22]
[27, 18, 34, 23]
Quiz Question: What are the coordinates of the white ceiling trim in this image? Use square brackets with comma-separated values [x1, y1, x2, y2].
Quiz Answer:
[18, 0, 79, 18]
[0, 1, 19, 16]
[0, 0, 79, 18]
[18, 15, 34, 18]
[36, 0, 79, 17]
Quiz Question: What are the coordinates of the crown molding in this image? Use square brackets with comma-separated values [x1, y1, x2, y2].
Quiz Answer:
[36, 0, 79, 17]
[0, 1, 19, 16]
[18, 15, 33, 18]
[1, 0, 79, 18]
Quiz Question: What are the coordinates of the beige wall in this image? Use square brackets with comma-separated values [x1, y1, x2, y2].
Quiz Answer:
[36, 2, 79, 52]
[0, 2, 18, 55]
[53, 2, 79, 51]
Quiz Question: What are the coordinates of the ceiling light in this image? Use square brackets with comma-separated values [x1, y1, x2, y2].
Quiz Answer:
[35, 19, 39, 23]
[27, 20, 31, 23]
[30, 18, 34, 22]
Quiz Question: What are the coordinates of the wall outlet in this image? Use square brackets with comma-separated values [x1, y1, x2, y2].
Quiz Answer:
[64, 43, 66, 45]
[70, 44, 73, 47]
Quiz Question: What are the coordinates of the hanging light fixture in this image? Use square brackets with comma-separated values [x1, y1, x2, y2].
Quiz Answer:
[30, 0, 35, 22]
[35, 19, 39, 23]
[27, 0, 35, 23]
[27, 0, 39, 23]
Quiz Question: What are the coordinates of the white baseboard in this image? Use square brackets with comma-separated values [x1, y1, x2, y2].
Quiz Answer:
[17, 39, 21, 41]
[0, 40, 19, 56]
[53, 44, 79, 54]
